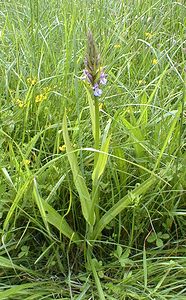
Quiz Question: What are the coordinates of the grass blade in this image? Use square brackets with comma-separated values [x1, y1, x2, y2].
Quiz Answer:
[3, 178, 32, 232]
[0, 283, 44, 299]
[33, 178, 50, 235]
[154, 104, 182, 170]
[90, 259, 106, 300]
[143, 242, 148, 290]
[0, 256, 38, 276]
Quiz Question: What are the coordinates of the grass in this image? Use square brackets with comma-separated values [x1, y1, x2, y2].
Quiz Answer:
[0, 0, 186, 299]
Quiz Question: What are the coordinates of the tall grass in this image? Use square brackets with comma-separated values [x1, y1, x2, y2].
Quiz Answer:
[0, 0, 185, 299]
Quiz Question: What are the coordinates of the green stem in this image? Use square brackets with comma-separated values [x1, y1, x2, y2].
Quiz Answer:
[93, 96, 100, 221]
[86, 95, 101, 267]
[94, 96, 100, 167]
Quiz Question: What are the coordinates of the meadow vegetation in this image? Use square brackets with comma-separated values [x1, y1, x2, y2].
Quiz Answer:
[0, 0, 186, 299]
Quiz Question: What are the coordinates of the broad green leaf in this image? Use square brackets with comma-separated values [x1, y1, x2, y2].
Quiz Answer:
[63, 111, 94, 225]
[114, 245, 123, 257]
[92, 119, 111, 184]
[161, 233, 170, 240]
[119, 257, 132, 268]
[156, 238, 164, 248]
[92, 176, 157, 240]
[147, 232, 157, 243]
[41, 199, 81, 244]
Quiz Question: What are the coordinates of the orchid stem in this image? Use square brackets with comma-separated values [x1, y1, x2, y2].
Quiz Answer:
[93, 96, 100, 221]
[94, 96, 100, 167]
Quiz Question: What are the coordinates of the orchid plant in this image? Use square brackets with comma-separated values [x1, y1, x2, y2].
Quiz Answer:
[62, 30, 111, 266]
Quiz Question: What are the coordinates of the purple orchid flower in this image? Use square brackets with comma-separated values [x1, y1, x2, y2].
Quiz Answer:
[93, 83, 102, 97]
[82, 69, 93, 84]
[99, 71, 107, 85]
[83, 31, 108, 97]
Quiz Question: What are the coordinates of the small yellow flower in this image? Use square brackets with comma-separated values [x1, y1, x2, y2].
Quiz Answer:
[27, 77, 37, 86]
[18, 102, 24, 108]
[99, 103, 104, 110]
[152, 58, 158, 65]
[35, 95, 42, 103]
[59, 145, 66, 152]
[138, 80, 146, 85]
[145, 32, 153, 39]
[35, 93, 47, 103]
[114, 44, 121, 49]
[15, 99, 25, 108]
[31, 79, 37, 85]
[23, 159, 31, 165]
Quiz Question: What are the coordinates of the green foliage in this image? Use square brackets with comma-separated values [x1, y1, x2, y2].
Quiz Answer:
[147, 232, 170, 248]
[63, 110, 94, 226]
[0, 0, 185, 298]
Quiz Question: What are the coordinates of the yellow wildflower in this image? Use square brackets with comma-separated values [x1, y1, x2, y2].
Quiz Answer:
[99, 103, 104, 110]
[152, 58, 158, 65]
[59, 145, 66, 152]
[23, 159, 31, 165]
[114, 44, 121, 49]
[145, 32, 153, 39]
[15, 99, 25, 108]
[27, 77, 37, 86]
[35, 94, 47, 103]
